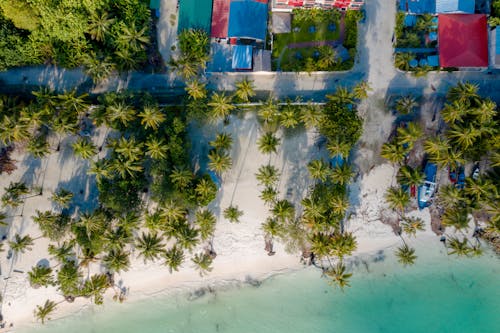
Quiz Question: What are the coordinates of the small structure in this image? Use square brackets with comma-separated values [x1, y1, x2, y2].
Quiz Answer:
[272, 12, 292, 34]
[232, 45, 253, 70]
[228, 0, 268, 41]
[253, 49, 272, 71]
[400, 0, 475, 14]
[273, 0, 364, 10]
[438, 14, 488, 68]
[178, 0, 214, 34]
[491, 27, 500, 68]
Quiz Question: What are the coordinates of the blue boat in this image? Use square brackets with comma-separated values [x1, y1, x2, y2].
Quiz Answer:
[456, 167, 465, 190]
[418, 162, 437, 209]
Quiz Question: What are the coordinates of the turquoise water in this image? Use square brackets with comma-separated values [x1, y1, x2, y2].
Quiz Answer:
[21, 248, 500, 333]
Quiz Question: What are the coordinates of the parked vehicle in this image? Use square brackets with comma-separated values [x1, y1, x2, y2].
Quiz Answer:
[418, 162, 437, 209]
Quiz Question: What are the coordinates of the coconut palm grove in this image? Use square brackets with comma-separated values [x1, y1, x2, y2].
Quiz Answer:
[0, 0, 498, 331]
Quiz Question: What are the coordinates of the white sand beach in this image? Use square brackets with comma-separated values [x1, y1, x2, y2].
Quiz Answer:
[0, 110, 444, 331]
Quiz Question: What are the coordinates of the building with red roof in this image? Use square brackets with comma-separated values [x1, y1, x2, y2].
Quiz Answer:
[211, 0, 231, 38]
[438, 14, 489, 68]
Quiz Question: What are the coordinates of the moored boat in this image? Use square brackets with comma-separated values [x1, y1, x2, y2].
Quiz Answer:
[418, 162, 437, 209]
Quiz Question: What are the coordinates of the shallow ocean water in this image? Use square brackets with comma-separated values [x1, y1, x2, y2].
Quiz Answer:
[20, 245, 500, 333]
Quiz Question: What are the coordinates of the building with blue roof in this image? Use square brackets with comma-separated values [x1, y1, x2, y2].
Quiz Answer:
[399, 0, 475, 14]
[228, 0, 268, 41]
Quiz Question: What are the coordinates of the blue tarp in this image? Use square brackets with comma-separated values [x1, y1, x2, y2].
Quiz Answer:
[409, 59, 418, 67]
[424, 163, 438, 182]
[228, 0, 268, 40]
[404, 15, 417, 27]
[429, 31, 437, 41]
[436, 0, 475, 13]
[427, 55, 439, 66]
[232, 45, 253, 69]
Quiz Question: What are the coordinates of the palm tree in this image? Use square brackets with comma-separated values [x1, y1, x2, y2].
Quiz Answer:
[34, 300, 57, 324]
[28, 266, 55, 288]
[138, 106, 165, 130]
[259, 187, 278, 206]
[72, 137, 97, 159]
[2, 181, 30, 208]
[115, 48, 140, 71]
[330, 195, 350, 217]
[352, 81, 371, 100]
[111, 156, 144, 179]
[261, 217, 284, 242]
[191, 252, 213, 277]
[164, 244, 185, 273]
[280, 106, 300, 129]
[330, 232, 357, 259]
[185, 79, 207, 100]
[57, 260, 82, 298]
[57, 89, 90, 116]
[160, 200, 187, 223]
[106, 102, 136, 127]
[326, 87, 354, 105]
[9, 234, 34, 254]
[397, 122, 422, 148]
[103, 249, 130, 274]
[401, 216, 425, 237]
[194, 178, 217, 206]
[48, 241, 75, 263]
[447, 82, 479, 105]
[258, 96, 279, 128]
[437, 184, 464, 210]
[88, 159, 112, 182]
[465, 178, 496, 204]
[209, 133, 233, 152]
[327, 137, 351, 158]
[208, 92, 235, 121]
[447, 237, 472, 256]
[395, 244, 417, 266]
[317, 45, 337, 70]
[307, 159, 330, 182]
[51, 188, 73, 209]
[300, 104, 324, 130]
[84, 55, 115, 84]
[272, 200, 295, 223]
[441, 208, 470, 231]
[258, 132, 280, 154]
[325, 262, 352, 290]
[424, 136, 450, 163]
[176, 224, 200, 252]
[301, 197, 325, 221]
[309, 232, 331, 260]
[330, 164, 354, 186]
[255, 164, 280, 187]
[223, 205, 243, 223]
[82, 274, 109, 305]
[395, 52, 413, 71]
[207, 150, 232, 175]
[145, 137, 168, 160]
[380, 141, 407, 165]
[472, 99, 497, 124]
[135, 232, 165, 263]
[88, 11, 115, 42]
[440, 100, 469, 124]
[27, 135, 50, 159]
[385, 187, 410, 214]
[169, 167, 193, 190]
[397, 166, 424, 188]
[395, 95, 418, 115]
[447, 124, 480, 150]
[196, 209, 217, 241]
[0, 115, 30, 145]
[118, 22, 150, 50]
[113, 136, 144, 162]
[234, 79, 256, 102]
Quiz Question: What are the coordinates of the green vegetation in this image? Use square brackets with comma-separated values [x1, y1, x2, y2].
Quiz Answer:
[489, 0, 500, 27]
[0, 0, 158, 81]
[381, 83, 500, 260]
[272, 9, 361, 71]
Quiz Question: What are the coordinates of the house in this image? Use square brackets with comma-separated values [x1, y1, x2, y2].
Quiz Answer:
[399, 0, 475, 14]
[178, 0, 214, 34]
[273, 0, 364, 10]
[438, 14, 488, 68]
[228, 0, 269, 41]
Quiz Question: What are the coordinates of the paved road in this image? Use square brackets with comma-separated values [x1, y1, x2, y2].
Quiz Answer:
[1, 0, 500, 101]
